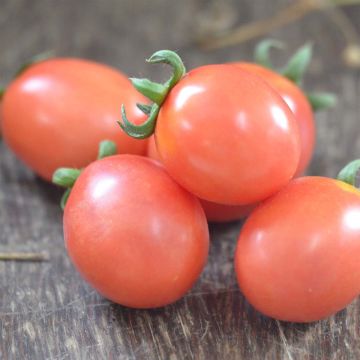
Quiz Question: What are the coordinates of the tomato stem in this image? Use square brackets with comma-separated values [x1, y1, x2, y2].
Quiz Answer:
[337, 159, 360, 187]
[52, 140, 117, 210]
[119, 50, 186, 139]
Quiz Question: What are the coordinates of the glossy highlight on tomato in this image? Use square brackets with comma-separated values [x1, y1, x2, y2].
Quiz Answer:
[236, 63, 315, 176]
[147, 135, 255, 222]
[1, 58, 148, 181]
[235, 176, 360, 322]
[155, 64, 301, 205]
[64, 155, 209, 308]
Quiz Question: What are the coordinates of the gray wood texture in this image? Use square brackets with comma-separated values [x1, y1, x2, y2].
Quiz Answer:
[1, 0, 360, 359]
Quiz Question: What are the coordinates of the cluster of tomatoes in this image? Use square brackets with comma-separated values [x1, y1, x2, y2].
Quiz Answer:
[2, 40, 360, 323]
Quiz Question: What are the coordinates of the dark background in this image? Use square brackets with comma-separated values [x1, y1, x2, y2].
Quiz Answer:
[1, 0, 360, 359]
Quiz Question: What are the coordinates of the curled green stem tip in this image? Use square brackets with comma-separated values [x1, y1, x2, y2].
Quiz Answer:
[119, 50, 186, 139]
[337, 159, 360, 187]
[147, 50, 186, 88]
[282, 42, 313, 84]
[254, 39, 284, 69]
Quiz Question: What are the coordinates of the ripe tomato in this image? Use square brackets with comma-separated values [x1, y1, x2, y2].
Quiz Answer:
[154, 64, 301, 205]
[64, 155, 209, 308]
[236, 63, 315, 176]
[235, 176, 360, 322]
[147, 135, 255, 222]
[1, 58, 148, 181]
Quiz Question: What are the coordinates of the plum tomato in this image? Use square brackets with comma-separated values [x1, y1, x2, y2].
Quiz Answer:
[235, 176, 360, 322]
[64, 155, 209, 308]
[235, 63, 315, 176]
[121, 51, 301, 206]
[1, 58, 148, 181]
[147, 135, 255, 222]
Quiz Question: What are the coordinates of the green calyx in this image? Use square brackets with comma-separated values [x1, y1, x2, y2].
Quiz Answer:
[119, 50, 186, 139]
[0, 50, 54, 102]
[337, 159, 360, 187]
[14, 50, 55, 78]
[254, 39, 284, 70]
[254, 39, 336, 112]
[307, 92, 337, 112]
[281, 42, 313, 85]
[52, 140, 117, 210]
[52, 168, 82, 188]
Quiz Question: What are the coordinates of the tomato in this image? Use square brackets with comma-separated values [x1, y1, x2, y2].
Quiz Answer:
[235, 176, 360, 322]
[235, 63, 315, 176]
[1, 58, 148, 181]
[147, 135, 255, 222]
[152, 63, 301, 205]
[64, 155, 209, 308]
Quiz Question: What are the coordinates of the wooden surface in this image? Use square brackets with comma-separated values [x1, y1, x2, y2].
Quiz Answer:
[1, 1, 360, 359]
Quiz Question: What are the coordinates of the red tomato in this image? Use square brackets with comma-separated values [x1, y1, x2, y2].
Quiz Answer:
[236, 63, 315, 176]
[235, 176, 360, 322]
[1, 58, 148, 181]
[156, 64, 301, 205]
[64, 155, 209, 308]
[147, 135, 255, 222]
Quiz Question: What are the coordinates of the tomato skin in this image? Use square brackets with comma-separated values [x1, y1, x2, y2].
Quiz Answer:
[156, 64, 301, 205]
[235, 177, 360, 322]
[236, 63, 315, 176]
[64, 155, 209, 308]
[147, 135, 255, 222]
[2, 58, 148, 181]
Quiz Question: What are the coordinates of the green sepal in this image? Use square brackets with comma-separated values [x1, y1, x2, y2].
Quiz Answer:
[307, 92, 337, 112]
[14, 50, 55, 78]
[97, 140, 117, 159]
[60, 188, 71, 210]
[52, 168, 82, 188]
[0, 88, 5, 101]
[254, 39, 284, 69]
[282, 43, 313, 84]
[337, 159, 360, 187]
[119, 104, 159, 139]
[130, 78, 167, 105]
[136, 103, 152, 115]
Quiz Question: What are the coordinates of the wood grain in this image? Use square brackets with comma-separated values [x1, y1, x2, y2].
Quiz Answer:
[1, 0, 360, 359]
